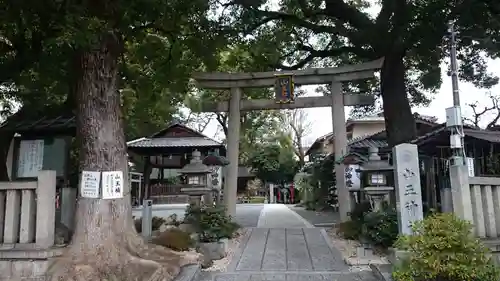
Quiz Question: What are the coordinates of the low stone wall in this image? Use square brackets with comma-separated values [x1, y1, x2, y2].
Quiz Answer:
[0, 248, 63, 280]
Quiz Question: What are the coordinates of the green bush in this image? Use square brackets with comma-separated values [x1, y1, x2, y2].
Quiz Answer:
[221, 221, 240, 239]
[393, 213, 500, 281]
[350, 201, 372, 222]
[336, 201, 371, 240]
[152, 228, 193, 251]
[337, 221, 362, 240]
[133, 216, 166, 233]
[184, 204, 238, 242]
[361, 208, 398, 248]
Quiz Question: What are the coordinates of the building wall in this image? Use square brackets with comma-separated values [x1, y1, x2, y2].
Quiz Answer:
[6, 138, 14, 179]
[351, 122, 385, 139]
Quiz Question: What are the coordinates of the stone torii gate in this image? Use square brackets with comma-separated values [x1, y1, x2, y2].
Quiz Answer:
[192, 58, 383, 221]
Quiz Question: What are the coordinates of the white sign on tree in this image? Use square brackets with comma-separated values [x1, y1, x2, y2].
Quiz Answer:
[80, 171, 101, 198]
[17, 139, 45, 178]
[393, 143, 424, 235]
[102, 171, 124, 199]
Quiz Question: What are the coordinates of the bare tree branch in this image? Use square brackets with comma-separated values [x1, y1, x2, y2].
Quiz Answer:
[280, 109, 311, 166]
[467, 93, 500, 129]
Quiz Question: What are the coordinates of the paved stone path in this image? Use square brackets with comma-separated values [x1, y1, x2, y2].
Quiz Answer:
[197, 205, 377, 281]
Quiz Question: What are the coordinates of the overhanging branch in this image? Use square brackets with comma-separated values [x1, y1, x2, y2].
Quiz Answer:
[275, 44, 375, 70]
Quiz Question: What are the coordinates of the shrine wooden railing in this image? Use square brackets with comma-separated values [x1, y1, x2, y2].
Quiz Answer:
[149, 184, 188, 204]
[0, 170, 56, 250]
[468, 176, 500, 238]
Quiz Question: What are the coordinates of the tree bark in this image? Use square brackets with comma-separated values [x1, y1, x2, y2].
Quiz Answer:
[47, 32, 199, 281]
[380, 51, 416, 146]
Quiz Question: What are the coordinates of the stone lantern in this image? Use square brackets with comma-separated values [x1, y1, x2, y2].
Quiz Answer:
[180, 150, 212, 206]
[359, 147, 394, 211]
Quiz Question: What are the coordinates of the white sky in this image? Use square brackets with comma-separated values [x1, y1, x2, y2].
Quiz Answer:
[198, 59, 500, 146]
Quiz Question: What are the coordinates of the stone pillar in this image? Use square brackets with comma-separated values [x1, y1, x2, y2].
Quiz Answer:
[449, 164, 473, 222]
[269, 183, 274, 204]
[60, 187, 77, 231]
[393, 144, 423, 235]
[441, 188, 453, 213]
[36, 170, 57, 248]
[224, 87, 241, 217]
[331, 82, 350, 221]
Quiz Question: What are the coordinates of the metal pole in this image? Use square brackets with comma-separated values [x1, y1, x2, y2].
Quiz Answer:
[447, 21, 466, 165]
[449, 22, 461, 107]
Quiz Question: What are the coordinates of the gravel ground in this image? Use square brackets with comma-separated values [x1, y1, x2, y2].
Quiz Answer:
[325, 227, 389, 269]
[202, 229, 248, 272]
[287, 205, 340, 226]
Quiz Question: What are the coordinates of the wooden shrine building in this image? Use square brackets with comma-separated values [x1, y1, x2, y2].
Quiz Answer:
[127, 121, 226, 204]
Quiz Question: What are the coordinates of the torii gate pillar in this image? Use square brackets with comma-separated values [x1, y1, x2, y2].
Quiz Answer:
[225, 87, 241, 217]
[331, 82, 351, 221]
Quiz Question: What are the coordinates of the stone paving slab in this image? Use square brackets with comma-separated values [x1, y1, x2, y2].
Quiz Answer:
[200, 272, 378, 281]
[228, 228, 348, 272]
[257, 205, 312, 228]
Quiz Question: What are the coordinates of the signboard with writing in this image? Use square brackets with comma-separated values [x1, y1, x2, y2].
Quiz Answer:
[210, 166, 222, 190]
[345, 164, 361, 190]
[80, 171, 101, 198]
[274, 75, 295, 103]
[17, 139, 45, 178]
[393, 143, 424, 235]
[102, 171, 124, 199]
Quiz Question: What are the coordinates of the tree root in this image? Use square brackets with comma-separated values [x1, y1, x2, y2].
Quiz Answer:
[125, 231, 202, 267]
[46, 234, 202, 281]
[47, 250, 197, 281]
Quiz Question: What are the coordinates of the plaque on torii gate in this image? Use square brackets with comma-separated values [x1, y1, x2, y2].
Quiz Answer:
[191, 58, 384, 221]
[274, 74, 295, 104]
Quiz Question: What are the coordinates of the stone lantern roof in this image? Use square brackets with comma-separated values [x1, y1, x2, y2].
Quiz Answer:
[360, 147, 393, 172]
[180, 150, 211, 174]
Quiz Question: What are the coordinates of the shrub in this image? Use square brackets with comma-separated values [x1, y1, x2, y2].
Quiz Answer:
[336, 201, 371, 240]
[184, 204, 236, 242]
[221, 221, 240, 239]
[392, 213, 500, 281]
[337, 221, 362, 240]
[133, 216, 166, 233]
[361, 208, 398, 248]
[184, 203, 202, 225]
[167, 213, 181, 226]
[350, 201, 372, 222]
[152, 228, 193, 251]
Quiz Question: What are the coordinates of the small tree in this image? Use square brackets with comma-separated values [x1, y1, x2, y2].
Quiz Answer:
[248, 143, 299, 186]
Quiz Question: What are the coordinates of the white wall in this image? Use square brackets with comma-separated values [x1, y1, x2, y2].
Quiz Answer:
[351, 122, 386, 139]
[6, 138, 14, 179]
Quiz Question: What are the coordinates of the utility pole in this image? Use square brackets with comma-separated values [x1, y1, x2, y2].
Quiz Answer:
[446, 21, 466, 165]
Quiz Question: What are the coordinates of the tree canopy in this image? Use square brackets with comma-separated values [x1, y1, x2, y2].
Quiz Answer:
[247, 135, 299, 185]
[220, 0, 500, 146]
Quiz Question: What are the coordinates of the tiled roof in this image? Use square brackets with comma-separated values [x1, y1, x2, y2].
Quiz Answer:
[348, 131, 388, 148]
[0, 104, 76, 134]
[127, 137, 223, 148]
[411, 125, 500, 145]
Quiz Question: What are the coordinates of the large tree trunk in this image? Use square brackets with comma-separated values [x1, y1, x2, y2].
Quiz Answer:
[380, 51, 416, 146]
[47, 32, 199, 281]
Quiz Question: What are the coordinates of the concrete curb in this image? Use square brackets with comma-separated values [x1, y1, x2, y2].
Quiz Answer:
[288, 208, 315, 228]
[369, 264, 393, 281]
[318, 228, 350, 271]
[173, 264, 201, 281]
[226, 228, 253, 272]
